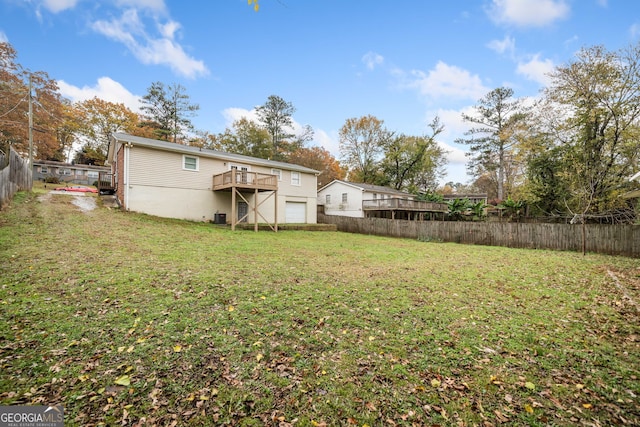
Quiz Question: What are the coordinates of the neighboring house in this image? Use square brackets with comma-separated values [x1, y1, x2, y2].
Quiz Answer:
[317, 180, 447, 220]
[318, 180, 411, 218]
[105, 133, 319, 229]
[33, 160, 109, 185]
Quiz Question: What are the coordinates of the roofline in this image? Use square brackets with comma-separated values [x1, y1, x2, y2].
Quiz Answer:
[109, 133, 321, 175]
[317, 179, 414, 196]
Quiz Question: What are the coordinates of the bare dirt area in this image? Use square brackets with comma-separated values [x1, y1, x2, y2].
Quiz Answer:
[38, 190, 97, 213]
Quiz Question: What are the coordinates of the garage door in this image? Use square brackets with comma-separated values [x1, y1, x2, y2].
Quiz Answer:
[285, 202, 307, 223]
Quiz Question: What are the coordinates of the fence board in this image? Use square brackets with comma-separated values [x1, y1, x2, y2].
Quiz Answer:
[0, 148, 32, 210]
[318, 214, 640, 258]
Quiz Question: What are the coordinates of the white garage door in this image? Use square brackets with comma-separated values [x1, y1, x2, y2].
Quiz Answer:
[285, 202, 307, 223]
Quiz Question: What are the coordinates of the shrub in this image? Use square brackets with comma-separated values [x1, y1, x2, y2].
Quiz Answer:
[44, 176, 60, 184]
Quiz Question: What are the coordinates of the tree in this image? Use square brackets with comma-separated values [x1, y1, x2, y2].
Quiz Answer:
[379, 117, 447, 193]
[541, 43, 640, 220]
[457, 87, 528, 201]
[256, 95, 296, 160]
[0, 42, 69, 161]
[214, 118, 272, 158]
[75, 97, 139, 165]
[288, 146, 347, 188]
[139, 81, 199, 143]
[339, 115, 393, 184]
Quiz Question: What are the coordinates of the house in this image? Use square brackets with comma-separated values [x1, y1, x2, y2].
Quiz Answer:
[317, 180, 447, 220]
[33, 160, 109, 185]
[105, 133, 319, 230]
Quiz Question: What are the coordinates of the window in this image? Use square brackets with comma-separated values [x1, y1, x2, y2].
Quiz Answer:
[61, 168, 71, 176]
[373, 193, 377, 200]
[342, 193, 348, 203]
[326, 194, 331, 204]
[75, 169, 85, 176]
[87, 171, 99, 179]
[291, 171, 300, 186]
[271, 168, 282, 181]
[40, 166, 48, 174]
[183, 155, 199, 171]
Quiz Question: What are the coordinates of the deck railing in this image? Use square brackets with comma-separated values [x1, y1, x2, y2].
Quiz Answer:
[362, 198, 448, 212]
[97, 171, 115, 193]
[212, 171, 278, 191]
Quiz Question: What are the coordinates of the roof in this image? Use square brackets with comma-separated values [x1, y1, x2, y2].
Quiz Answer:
[318, 179, 412, 197]
[108, 133, 320, 175]
[34, 159, 109, 170]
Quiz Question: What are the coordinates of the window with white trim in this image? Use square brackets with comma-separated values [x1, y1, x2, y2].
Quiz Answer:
[326, 194, 331, 204]
[271, 168, 282, 180]
[342, 193, 348, 203]
[40, 166, 48, 174]
[291, 171, 300, 186]
[87, 171, 99, 179]
[183, 155, 199, 171]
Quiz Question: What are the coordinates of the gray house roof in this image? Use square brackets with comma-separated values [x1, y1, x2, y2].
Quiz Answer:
[318, 179, 412, 197]
[108, 133, 320, 175]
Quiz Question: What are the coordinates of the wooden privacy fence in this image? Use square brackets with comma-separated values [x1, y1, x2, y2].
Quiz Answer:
[318, 214, 640, 258]
[0, 148, 33, 210]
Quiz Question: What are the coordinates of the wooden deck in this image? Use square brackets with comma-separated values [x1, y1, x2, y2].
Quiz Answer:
[362, 198, 448, 212]
[97, 171, 115, 194]
[212, 171, 277, 192]
[212, 171, 279, 232]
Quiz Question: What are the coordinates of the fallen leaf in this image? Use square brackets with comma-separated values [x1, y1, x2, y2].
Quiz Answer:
[228, 305, 234, 312]
[114, 375, 131, 386]
[524, 404, 534, 414]
[431, 379, 441, 388]
[582, 403, 592, 409]
[525, 382, 535, 390]
[256, 353, 264, 362]
[173, 345, 182, 353]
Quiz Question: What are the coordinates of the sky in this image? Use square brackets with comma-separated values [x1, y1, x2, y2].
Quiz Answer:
[1, 0, 639, 184]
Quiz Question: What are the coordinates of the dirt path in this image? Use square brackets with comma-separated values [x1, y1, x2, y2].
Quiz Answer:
[38, 191, 97, 213]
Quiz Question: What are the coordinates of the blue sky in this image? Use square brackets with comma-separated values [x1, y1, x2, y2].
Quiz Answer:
[1, 0, 638, 183]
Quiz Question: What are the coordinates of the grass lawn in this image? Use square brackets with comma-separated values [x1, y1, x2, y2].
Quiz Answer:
[1, 186, 639, 426]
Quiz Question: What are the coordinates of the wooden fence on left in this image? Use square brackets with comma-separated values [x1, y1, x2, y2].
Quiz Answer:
[0, 148, 32, 210]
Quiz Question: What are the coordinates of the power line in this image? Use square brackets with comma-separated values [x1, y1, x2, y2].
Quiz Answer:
[0, 94, 27, 118]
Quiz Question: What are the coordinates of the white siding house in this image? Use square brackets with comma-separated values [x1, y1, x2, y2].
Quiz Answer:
[317, 180, 413, 218]
[106, 133, 319, 226]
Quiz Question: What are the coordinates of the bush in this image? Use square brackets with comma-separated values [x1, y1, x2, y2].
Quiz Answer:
[44, 176, 60, 184]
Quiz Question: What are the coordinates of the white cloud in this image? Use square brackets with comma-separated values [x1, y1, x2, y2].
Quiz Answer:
[431, 107, 474, 165]
[398, 61, 488, 101]
[488, 0, 570, 27]
[115, 0, 167, 13]
[516, 54, 554, 86]
[91, 9, 208, 78]
[487, 35, 515, 57]
[0, 31, 8, 43]
[57, 77, 141, 112]
[630, 23, 640, 39]
[362, 51, 384, 70]
[41, 0, 80, 13]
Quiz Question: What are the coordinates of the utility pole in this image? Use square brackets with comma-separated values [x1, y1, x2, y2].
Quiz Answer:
[28, 74, 33, 168]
